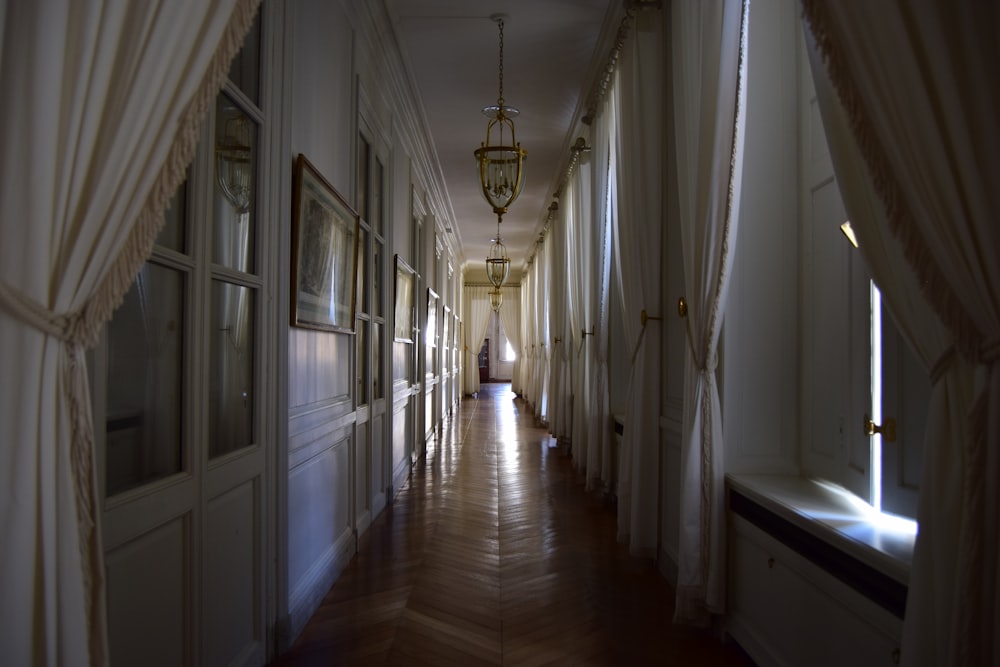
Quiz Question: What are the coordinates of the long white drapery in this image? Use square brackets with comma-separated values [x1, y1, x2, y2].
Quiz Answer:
[497, 285, 521, 392]
[569, 161, 594, 471]
[804, 30, 975, 666]
[520, 270, 536, 401]
[463, 285, 494, 395]
[0, 1, 260, 663]
[533, 237, 552, 421]
[547, 200, 573, 442]
[586, 89, 615, 491]
[672, 0, 748, 621]
[801, 2, 1000, 663]
[612, 10, 663, 557]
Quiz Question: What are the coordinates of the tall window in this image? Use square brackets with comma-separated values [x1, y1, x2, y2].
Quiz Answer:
[357, 131, 386, 405]
[95, 13, 263, 494]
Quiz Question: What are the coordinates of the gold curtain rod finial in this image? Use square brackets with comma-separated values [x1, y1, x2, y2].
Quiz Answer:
[640, 309, 661, 327]
[677, 297, 687, 318]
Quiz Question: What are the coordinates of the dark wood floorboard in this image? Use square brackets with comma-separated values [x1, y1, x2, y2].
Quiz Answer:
[272, 383, 754, 666]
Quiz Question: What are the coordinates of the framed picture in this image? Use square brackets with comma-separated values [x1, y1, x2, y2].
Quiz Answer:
[442, 305, 451, 349]
[425, 289, 439, 347]
[394, 255, 415, 343]
[290, 154, 359, 333]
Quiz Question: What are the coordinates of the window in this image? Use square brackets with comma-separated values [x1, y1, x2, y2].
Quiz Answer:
[504, 340, 516, 362]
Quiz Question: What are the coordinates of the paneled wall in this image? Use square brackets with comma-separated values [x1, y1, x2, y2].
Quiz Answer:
[281, 0, 463, 648]
[721, 0, 800, 476]
[285, 0, 359, 639]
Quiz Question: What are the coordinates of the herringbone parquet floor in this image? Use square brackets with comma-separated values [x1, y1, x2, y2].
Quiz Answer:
[272, 383, 753, 666]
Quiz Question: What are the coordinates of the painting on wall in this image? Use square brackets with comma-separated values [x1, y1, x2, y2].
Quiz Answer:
[290, 153, 359, 333]
[394, 255, 415, 343]
[425, 288, 439, 348]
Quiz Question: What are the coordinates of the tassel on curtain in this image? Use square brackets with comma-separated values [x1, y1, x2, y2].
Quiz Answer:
[0, 1, 261, 664]
[800, 2, 1000, 663]
[672, 0, 749, 622]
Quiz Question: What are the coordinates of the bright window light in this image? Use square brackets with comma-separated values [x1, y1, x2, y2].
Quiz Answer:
[871, 281, 882, 512]
[505, 340, 515, 361]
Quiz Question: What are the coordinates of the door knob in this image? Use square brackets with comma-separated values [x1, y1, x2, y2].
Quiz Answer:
[863, 414, 897, 442]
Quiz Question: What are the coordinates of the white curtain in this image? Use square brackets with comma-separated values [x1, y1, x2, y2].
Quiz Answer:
[586, 93, 615, 491]
[801, 2, 1000, 663]
[0, 1, 260, 663]
[569, 163, 594, 470]
[519, 271, 535, 401]
[497, 285, 520, 392]
[534, 237, 552, 421]
[611, 10, 662, 557]
[547, 205, 573, 441]
[672, 0, 748, 622]
[463, 285, 494, 395]
[804, 30, 975, 667]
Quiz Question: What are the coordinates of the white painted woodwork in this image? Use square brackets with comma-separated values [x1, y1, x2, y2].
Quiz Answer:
[880, 310, 930, 518]
[722, 0, 801, 475]
[105, 516, 189, 666]
[204, 479, 263, 666]
[728, 514, 902, 667]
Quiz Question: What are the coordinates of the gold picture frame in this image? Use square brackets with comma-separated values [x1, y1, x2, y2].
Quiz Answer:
[394, 255, 415, 343]
[290, 154, 359, 333]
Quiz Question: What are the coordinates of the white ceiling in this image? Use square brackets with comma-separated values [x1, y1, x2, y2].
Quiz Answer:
[384, 0, 617, 283]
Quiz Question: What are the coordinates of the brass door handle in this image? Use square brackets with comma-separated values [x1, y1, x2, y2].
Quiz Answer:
[863, 414, 897, 442]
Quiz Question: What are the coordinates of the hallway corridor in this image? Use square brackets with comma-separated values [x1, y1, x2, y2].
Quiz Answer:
[274, 383, 753, 665]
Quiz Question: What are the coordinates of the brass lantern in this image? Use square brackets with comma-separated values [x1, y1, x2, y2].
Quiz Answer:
[474, 15, 527, 223]
[216, 109, 253, 214]
[489, 287, 503, 313]
[486, 219, 510, 289]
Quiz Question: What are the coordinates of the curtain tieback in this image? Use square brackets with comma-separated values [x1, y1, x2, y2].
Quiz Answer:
[701, 353, 719, 376]
[929, 345, 956, 385]
[0, 278, 103, 662]
[0, 279, 89, 345]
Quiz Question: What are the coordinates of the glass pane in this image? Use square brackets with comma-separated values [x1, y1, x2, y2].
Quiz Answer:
[356, 227, 368, 316]
[105, 263, 183, 496]
[373, 322, 383, 400]
[373, 239, 382, 318]
[157, 178, 187, 252]
[357, 319, 369, 405]
[358, 135, 370, 222]
[374, 157, 385, 236]
[213, 94, 257, 273]
[209, 281, 256, 458]
[227, 8, 261, 104]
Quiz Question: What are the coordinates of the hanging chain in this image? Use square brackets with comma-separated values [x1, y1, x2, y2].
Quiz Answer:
[497, 19, 504, 106]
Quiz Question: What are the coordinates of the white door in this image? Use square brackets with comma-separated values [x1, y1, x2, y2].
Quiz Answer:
[92, 25, 270, 664]
[356, 122, 391, 526]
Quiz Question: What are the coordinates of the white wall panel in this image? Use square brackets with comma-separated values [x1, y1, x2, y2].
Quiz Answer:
[722, 0, 800, 474]
[287, 437, 352, 595]
[106, 516, 189, 667]
[205, 480, 260, 666]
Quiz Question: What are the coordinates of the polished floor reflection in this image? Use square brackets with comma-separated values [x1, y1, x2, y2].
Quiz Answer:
[273, 383, 752, 665]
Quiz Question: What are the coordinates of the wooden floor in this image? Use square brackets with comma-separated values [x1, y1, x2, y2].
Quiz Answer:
[272, 383, 754, 666]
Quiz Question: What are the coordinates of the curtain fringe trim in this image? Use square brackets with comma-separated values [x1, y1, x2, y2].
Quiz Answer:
[73, 1, 263, 664]
[799, 1, 983, 366]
